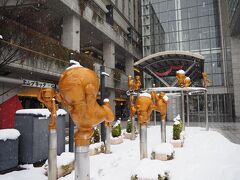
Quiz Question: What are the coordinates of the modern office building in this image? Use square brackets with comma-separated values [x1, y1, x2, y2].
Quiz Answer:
[141, 0, 239, 121]
[0, 0, 142, 127]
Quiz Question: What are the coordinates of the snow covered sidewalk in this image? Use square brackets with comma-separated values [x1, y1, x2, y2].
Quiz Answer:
[1, 126, 240, 180]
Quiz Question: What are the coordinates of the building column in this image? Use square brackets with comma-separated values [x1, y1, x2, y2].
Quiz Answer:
[231, 37, 240, 121]
[125, 56, 134, 76]
[62, 14, 80, 51]
[103, 41, 115, 114]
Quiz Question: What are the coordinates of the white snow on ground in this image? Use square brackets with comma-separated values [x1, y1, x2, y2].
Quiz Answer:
[1, 126, 240, 180]
[15, 109, 67, 117]
[0, 129, 20, 141]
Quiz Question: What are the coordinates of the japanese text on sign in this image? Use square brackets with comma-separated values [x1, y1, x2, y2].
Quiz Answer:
[22, 79, 56, 88]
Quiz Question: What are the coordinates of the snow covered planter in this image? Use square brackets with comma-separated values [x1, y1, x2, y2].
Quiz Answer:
[44, 152, 74, 178]
[0, 129, 20, 172]
[131, 159, 170, 180]
[89, 127, 105, 155]
[170, 115, 184, 148]
[110, 120, 123, 145]
[151, 143, 174, 161]
[89, 142, 105, 156]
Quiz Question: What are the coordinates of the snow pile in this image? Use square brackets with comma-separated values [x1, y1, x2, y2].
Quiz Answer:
[66, 60, 83, 70]
[103, 98, 109, 103]
[152, 143, 174, 156]
[16, 109, 67, 117]
[113, 119, 121, 128]
[174, 120, 180, 125]
[0, 129, 20, 141]
[176, 69, 185, 74]
[90, 142, 104, 150]
[173, 114, 181, 121]
[132, 159, 170, 179]
[139, 92, 151, 98]
[163, 95, 168, 101]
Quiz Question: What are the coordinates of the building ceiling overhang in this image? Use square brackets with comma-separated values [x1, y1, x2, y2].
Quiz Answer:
[134, 51, 205, 86]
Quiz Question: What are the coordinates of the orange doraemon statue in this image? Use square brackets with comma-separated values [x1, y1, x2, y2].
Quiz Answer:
[58, 61, 114, 145]
[151, 91, 168, 121]
[135, 93, 153, 124]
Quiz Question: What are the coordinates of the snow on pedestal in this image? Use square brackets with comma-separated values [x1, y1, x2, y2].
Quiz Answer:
[132, 159, 170, 180]
[110, 135, 123, 145]
[152, 143, 174, 161]
[170, 139, 184, 148]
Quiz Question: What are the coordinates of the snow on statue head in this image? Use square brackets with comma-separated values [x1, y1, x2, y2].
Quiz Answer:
[176, 69, 186, 88]
[58, 64, 114, 145]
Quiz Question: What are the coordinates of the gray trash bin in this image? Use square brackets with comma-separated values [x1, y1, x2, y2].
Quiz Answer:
[0, 129, 20, 172]
[15, 109, 66, 164]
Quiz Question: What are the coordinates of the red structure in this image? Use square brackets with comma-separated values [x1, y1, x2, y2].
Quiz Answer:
[0, 95, 22, 129]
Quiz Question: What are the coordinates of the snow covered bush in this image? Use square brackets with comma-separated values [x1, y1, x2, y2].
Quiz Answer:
[173, 115, 183, 140]
[126, 119, 132, 133]
[173, 121, 182, 140]
[112, 119, 122, 137]
[91, 127, 100, 144]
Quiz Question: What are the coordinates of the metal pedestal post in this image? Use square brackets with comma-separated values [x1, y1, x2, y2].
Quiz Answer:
[105, 126, 111, 154]
[181, 90, 185, 130]
[154, 111, 157, 126]
[160, 120, 166, 143]
[140, 124, 147, 159]
[205, 91, 209, 131]
[131, 117, 136, 140]
[186, 94, 190, 127]
[75, 145, 90, 180]
[48, 129, 57, 180]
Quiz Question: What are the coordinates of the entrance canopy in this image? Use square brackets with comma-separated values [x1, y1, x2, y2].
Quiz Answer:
[134, 51, 204, 87]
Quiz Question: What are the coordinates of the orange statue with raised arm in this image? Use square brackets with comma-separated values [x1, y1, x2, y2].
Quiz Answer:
[37, 88, 58, 129]
[151, 91, 168, 121]
[176, 70, 186, 88]
[202, 72, 211, 88]
[57, 62, 114, 146]
[134, 75, 142, 91]
[184, 77, 191, 87]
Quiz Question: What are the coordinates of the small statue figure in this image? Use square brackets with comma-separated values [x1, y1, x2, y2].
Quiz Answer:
[128, 75, 134, 91]
[37, 88, 57, 129]
[151, 91, 168, 121]
[134, 75, 142, 91]
[184, 77, 191, 87]
[58, 61, 114, 146]
[135, 93, 153, 124]
[202, 72, 211, 88]
[176, 70, 186, 88]
[130, 95, 136, 119]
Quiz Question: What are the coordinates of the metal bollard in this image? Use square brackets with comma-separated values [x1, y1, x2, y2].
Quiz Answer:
[131, 117, 136, 140]
[140, 124, 147, 159]
[48, 129, 57, 180]
[105, 126, 111, 154]
[75, 145, 90, 180]
[161, 120, 166, 143]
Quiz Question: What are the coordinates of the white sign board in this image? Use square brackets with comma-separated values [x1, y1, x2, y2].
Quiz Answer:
[22, 79, 56, 88]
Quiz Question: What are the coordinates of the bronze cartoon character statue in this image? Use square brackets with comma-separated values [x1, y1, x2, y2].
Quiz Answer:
[176, 70, 186, 88]
[151, 91, 168, 121]
[58, 61, 114, 145]
[135, 93, 153, 124]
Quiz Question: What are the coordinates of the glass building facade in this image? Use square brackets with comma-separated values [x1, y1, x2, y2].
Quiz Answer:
[141, 0, 234, 121]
